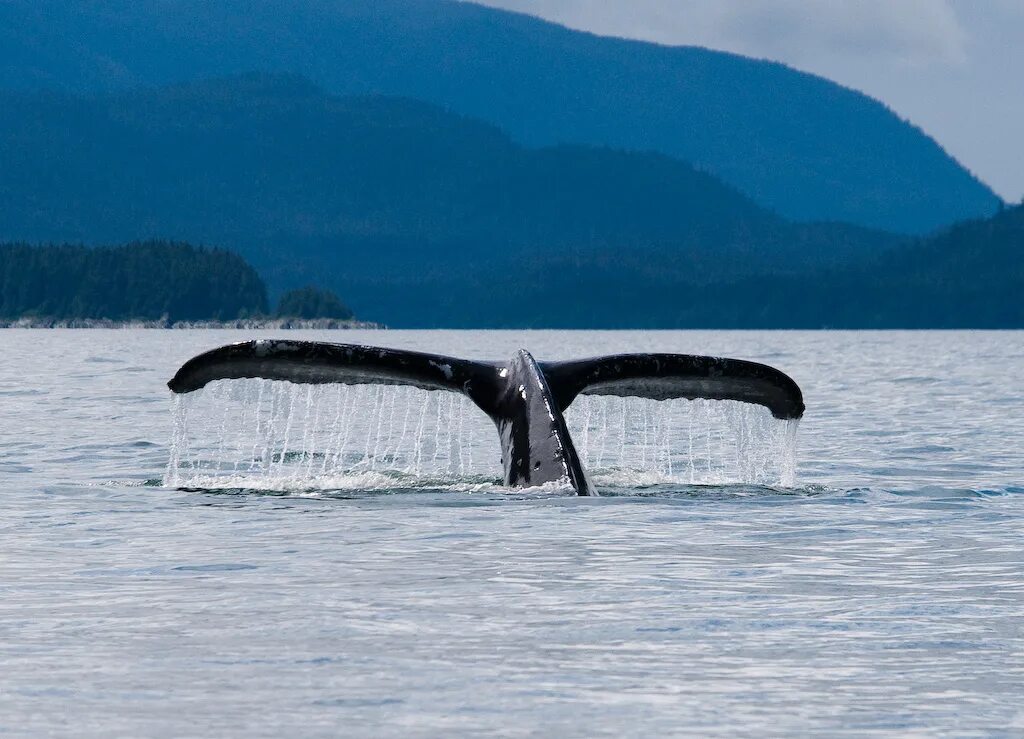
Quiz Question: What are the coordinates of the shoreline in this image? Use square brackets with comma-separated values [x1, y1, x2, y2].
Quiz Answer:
[0, 318, 384, 330]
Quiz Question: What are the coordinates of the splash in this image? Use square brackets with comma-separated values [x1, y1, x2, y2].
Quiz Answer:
[165, 380, 799, 491]
[564, 395, 799, 488]
[164, 379, 498, 490]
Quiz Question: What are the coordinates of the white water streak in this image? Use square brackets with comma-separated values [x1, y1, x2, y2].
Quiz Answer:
[165, 380, 799, 490]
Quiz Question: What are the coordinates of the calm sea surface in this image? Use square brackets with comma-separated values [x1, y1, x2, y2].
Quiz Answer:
[2, 330, 1022, 736]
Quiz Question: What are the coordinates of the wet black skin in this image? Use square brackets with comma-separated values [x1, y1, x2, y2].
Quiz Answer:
[489, 349, 593, 495]
[169, 340, 804, 496]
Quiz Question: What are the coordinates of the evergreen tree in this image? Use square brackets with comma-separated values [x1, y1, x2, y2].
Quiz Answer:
[277, 287, 353, 320]
[0, 241, 269, 321]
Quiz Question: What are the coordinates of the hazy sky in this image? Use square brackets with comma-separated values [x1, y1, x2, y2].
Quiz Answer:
[471, 0, 1024, 202]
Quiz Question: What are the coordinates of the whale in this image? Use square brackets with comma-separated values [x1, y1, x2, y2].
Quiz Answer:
[168, 340, 805, 495]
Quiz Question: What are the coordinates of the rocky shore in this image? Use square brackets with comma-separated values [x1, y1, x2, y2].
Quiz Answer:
[0, 317, 384, 329]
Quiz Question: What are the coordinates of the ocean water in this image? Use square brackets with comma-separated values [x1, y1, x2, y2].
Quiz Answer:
[1, 329, 1022, 736]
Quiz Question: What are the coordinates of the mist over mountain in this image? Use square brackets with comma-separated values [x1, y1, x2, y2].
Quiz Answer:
[0, 75, 905, 327]
[0, 0, 1001, 233]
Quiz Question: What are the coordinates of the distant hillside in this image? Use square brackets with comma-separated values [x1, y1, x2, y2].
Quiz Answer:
[822, 202, 1024, 328]
[644, 204, 1024, 329]
[0, 0, 1000, 233]
[0, 241, 268, 322]
[0, 76, 903, 327]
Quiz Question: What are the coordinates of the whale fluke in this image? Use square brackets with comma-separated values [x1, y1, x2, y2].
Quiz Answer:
[168, 340, 804, 495]
[540, 354, 804, 421]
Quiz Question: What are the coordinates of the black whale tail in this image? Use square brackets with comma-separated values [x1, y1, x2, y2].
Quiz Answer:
[168, 341, 805, 495]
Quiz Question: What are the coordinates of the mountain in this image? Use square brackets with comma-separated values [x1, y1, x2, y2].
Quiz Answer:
[0, 76, 903, 327]
[828, 202, 1024, 327]
[0, 0, 1001, 233]
[658, 203, 1024, 329]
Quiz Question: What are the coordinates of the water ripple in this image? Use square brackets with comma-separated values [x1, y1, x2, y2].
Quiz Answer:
[1, 329, 1022, 737]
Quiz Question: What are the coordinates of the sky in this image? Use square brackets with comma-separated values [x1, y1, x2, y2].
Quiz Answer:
[472, 0, 1024, 202]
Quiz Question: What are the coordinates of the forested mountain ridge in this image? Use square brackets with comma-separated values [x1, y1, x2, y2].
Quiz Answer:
[0, 76, 903, 326]
[0, 0, 1001, 232]
[1, 205, 1018, 328]
[0, 241, 268, 321]
[643, 203, 1024, 329]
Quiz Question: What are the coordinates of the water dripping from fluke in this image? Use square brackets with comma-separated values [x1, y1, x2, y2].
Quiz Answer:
[164, 342, 803, 496]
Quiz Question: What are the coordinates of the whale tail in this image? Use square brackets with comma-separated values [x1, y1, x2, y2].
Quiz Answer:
[168, 340, 804, 495]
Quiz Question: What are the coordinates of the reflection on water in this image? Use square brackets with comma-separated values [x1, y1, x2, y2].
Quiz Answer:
[1, 330, 1023, 736]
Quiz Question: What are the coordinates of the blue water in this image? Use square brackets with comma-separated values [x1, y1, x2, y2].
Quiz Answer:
[2, 330, 1022, 736]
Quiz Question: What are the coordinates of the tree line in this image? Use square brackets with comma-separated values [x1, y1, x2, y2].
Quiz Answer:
[0, 241, 352, 322]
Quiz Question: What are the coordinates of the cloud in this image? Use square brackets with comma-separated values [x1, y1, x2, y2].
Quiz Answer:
[471, 0, 969, 68]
